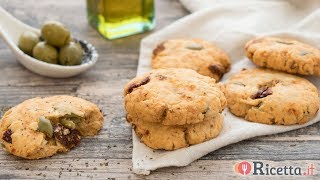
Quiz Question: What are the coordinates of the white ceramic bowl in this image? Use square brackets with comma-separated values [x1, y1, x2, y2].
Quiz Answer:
[0, 7, 98, 78]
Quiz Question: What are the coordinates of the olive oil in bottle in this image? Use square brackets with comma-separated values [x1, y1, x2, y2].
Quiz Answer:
[86, 0, 155, 39]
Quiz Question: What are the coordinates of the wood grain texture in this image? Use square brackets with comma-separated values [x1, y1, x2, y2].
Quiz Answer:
[1, 159, 320, 179]
[0, 0, 319, 179]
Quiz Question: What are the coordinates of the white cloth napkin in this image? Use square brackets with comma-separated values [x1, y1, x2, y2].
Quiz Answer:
[133, 0, 320, 175]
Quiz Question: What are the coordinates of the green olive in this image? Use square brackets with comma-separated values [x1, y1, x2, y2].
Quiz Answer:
[18, 31, 40, 55]
[38, 116, 53, 138]
[63, 113, 83, 123]
[41, 21, 71, 47]
[59, 113, 83, 129]
[185, 43, 203, 50]
[59, 42, 83, 66]
[60, 118, 76, 129]
[33, 42, 58, 64]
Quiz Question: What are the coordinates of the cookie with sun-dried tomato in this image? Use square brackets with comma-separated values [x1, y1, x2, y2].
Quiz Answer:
[223, 68, 319, 125]
[124, 68, 226, 126]
[152, 39, 231, 81]
[0, 95, 103, 159]
[124, 68, 226, 150]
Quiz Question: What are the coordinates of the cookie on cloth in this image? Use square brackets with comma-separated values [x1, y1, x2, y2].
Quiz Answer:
[223, 68, 319, 125]
[124, 68, 227, 126]
[245, 36, 320, 75]
[128, 113, 223, 150]
[152, 39, 231, 81]
[0, 95, 104, 159]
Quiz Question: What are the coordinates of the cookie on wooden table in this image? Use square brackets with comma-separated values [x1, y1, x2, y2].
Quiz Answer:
[245, 36, 320, 75]
[0, 95, 104, 159]
[223, 68, 319, 125]
[152, 39, 231, 81]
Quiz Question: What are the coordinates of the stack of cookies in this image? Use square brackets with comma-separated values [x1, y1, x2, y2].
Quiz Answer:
[124, 68, 226, 150]
[124, 36, 320, 151]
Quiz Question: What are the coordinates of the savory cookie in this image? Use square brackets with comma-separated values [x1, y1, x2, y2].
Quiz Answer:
[152, 39, 231, 81]
[245, 36, 320, 75]
[223, 68, 319, 125]
[124, 68, 227, 126]
[128, 113, 223, 150]
[0, 95, 104, 159]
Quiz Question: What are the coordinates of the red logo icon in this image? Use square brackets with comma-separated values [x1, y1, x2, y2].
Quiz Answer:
[235, 161, 252, 175]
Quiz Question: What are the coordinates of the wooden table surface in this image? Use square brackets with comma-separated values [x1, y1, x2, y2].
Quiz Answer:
[0, 0, 319, 179]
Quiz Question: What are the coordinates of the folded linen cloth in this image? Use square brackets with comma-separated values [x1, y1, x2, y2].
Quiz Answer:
[133, 0, 320, 175]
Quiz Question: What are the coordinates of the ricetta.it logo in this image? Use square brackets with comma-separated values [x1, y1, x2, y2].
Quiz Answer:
[235, 161, 252, 175]
[233, 161, 316, 176]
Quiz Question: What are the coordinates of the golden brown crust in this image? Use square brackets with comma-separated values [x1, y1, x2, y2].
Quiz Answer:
[224, 68, 319, 125]
[129, 114, 223, 150]
[151, 39, 231, 81]
[245, 36, 320, 75]
[0, 95, 104, 159]
[124, 68, 227, 126]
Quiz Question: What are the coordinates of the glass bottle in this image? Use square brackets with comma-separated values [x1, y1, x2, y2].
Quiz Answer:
[86, 0, 155, 39]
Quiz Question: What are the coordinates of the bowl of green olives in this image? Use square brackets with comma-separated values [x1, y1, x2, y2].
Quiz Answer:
[0, 7, 98, 78]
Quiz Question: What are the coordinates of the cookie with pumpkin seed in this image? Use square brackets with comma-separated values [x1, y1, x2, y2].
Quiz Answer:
[245, 36, 320, 75]
[0, 95, 103, 159]
[151, 39, 231, 81]
[223, 68, 319, 125]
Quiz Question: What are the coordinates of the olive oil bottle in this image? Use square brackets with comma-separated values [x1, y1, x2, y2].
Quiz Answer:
[86, 0, 155, 39]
